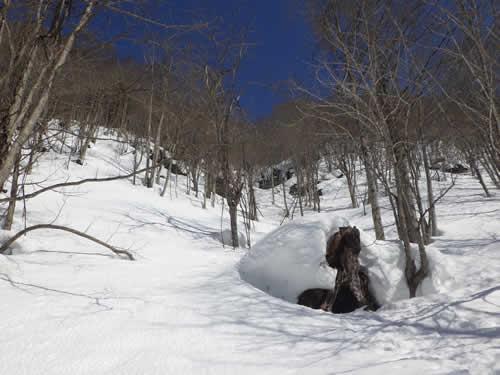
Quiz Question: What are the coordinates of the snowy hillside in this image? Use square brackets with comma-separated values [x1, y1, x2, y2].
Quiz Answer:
[1, 130, 499, 375]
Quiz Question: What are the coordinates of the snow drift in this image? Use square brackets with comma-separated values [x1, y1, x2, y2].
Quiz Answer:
[239, 215, 347, 302]
[239, 214, 446, 306]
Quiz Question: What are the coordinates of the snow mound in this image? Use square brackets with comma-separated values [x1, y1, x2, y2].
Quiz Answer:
[239, 214, 446, 306]
[238, 214, 348, 302]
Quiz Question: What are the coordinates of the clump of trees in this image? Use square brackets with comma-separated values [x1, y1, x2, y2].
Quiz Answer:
[297, 0, 498, 296]
[0, 1, 259, 251]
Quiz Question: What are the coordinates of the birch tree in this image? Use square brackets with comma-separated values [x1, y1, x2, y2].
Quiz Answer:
[0, 1, 104, 189]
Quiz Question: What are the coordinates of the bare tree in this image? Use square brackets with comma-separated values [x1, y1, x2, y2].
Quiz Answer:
[302, 0, 454, 296]
[432, 0, 499, 156]
[200, 25, 251, 248]
[0, 1, 105, 189]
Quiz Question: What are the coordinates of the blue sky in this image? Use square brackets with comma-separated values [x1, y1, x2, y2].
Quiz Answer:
[102, 0, 315, 120]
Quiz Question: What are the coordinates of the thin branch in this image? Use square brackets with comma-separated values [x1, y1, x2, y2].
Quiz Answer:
[417, 175, 457, 227]
[104, 4, 208, 31]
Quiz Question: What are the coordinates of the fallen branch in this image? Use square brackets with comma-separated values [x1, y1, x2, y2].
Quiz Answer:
[0, 224, 134, 260]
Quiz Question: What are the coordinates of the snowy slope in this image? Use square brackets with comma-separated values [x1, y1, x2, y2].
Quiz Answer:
[0, 128, 499, 375]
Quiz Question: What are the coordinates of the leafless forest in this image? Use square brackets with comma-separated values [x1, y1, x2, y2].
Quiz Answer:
[0, 0, 498, 296]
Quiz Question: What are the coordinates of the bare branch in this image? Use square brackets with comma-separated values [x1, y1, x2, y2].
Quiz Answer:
[103, 4, 208, 31]
[0, 164, 159, 204]
[0, 224, 134, 260]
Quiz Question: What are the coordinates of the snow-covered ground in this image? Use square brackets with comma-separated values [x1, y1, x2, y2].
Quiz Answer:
[0, 128, 499, 374]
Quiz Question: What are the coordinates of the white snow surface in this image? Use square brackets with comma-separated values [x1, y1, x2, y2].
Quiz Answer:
[0, 126, 499, 375]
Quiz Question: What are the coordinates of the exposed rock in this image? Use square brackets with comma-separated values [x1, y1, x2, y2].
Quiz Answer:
[445, 164, 468, 174]
[289, 184, 322, 197]
[258, 168, 294, 189]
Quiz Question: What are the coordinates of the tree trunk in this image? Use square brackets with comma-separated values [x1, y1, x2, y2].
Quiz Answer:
[315, 166, 321, 213]
[322, 226, 379, 312]
[248, 172, 258, 221]
[26, 123, 45, 175]
[132, 136, 142, 185]
[203, 169, 211, 209]
[150, 112, 164, 187]
[347, 174, 358, 208]
[118, 96, 129, 134]
[271, 167, 275, 205]
[387, 128, 428, 297]
[79, 132, 92, 164]
[0, 1, 97, 189]
[469, 155, 490, 197]
[394, 164, 429, 298]
[161, 152, 174, 197]
[282, 179, 289, 217]
[155, 164, 162, 185]
[202, 174, 208, 209]
[145, 71, 154, 187]
[393, 143, 420, 244]
[296, 169, 304, 217]
[361, 136, 384, 240]
[485, 145, 500, 181]
[191, 165, 199, 197]
[3, 150, 21, 230]
[174, 171, 178, 198]
[211, 178, 216, 207]
[422, 144, 438, 238]
[186, 171, 191, 195]
[409, 151, 428, 244]
[479, 153, 499, 188]
[229, 203, 239, 248]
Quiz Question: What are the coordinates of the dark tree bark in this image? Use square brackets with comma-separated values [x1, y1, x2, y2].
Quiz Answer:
[322, 226, 379, 312]
[298, 226, 379, 313]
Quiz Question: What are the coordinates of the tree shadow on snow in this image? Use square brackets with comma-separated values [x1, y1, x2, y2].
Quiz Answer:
[118, 204, 229, 247]
[0, 273, 150, 318]
[174, 268, 500, 371]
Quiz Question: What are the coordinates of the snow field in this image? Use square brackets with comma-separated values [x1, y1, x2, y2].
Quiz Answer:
[0, 126, 499, 374]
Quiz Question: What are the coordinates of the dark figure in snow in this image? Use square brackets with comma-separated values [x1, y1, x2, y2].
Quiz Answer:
[297, 226, 379, 313]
